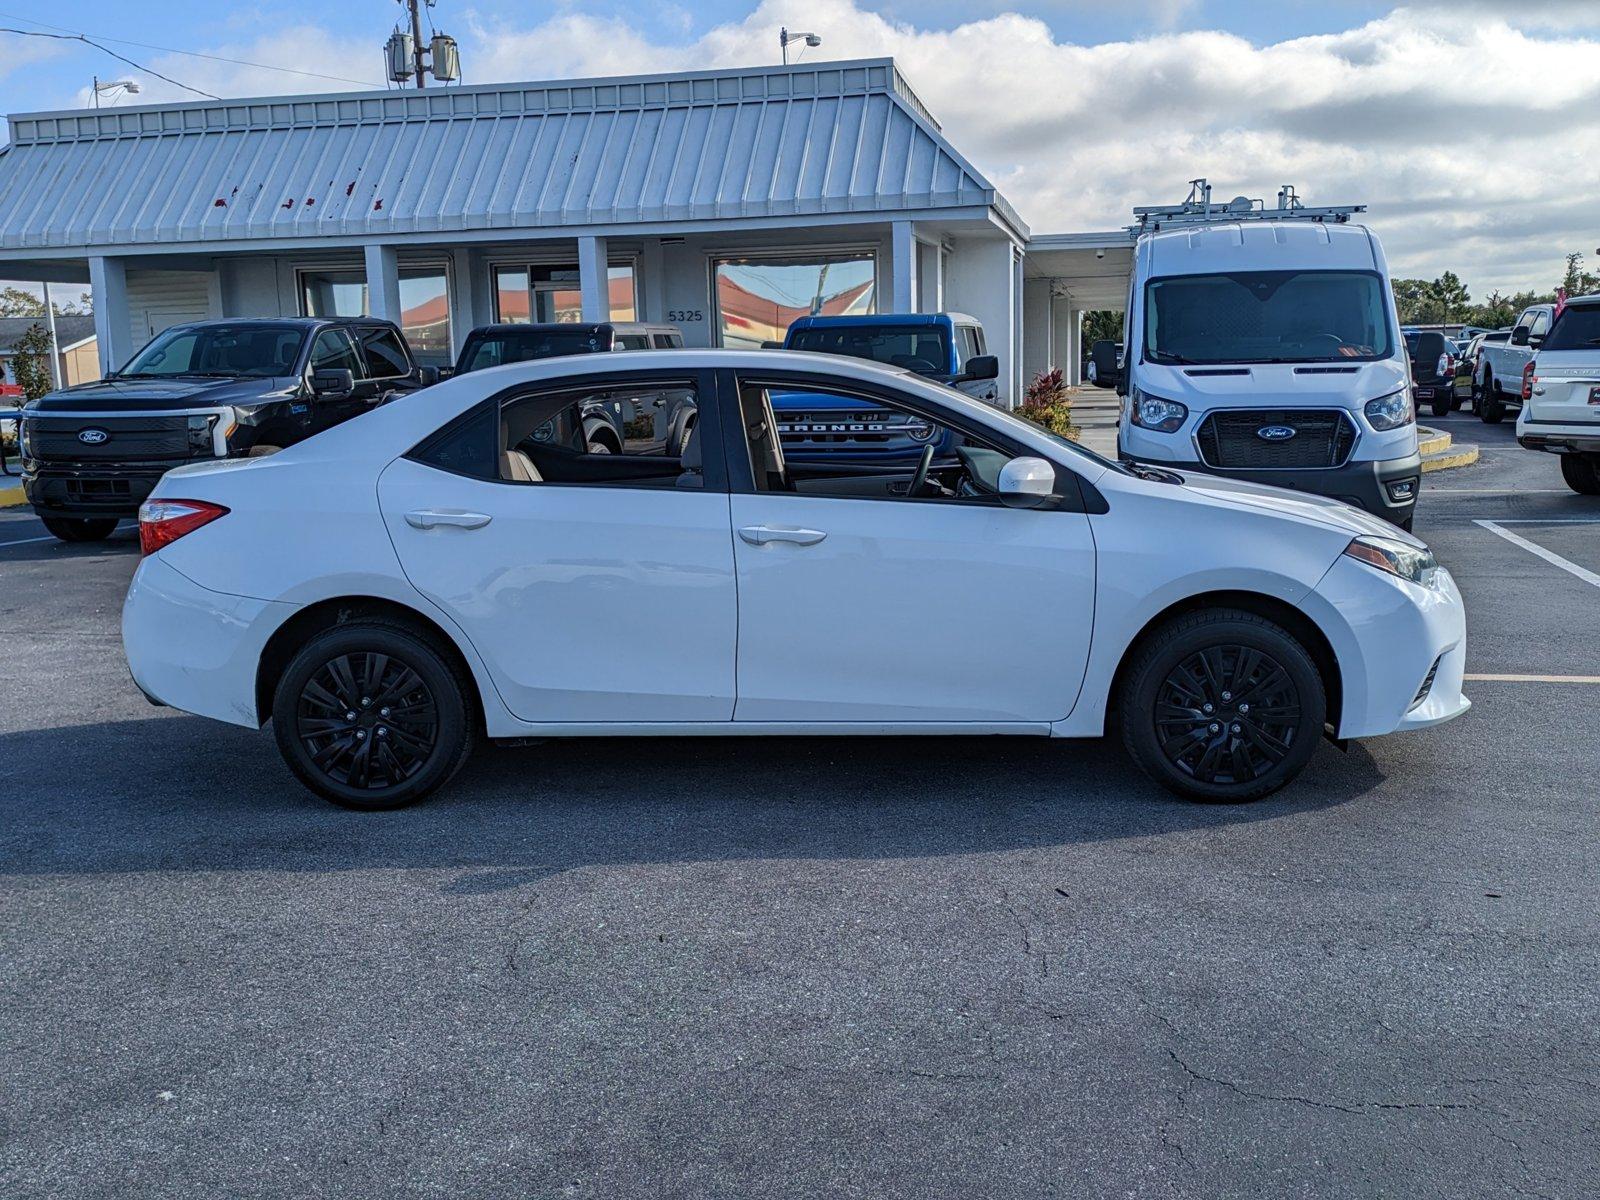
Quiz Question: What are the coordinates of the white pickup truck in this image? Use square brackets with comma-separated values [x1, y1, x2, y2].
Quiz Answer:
[1476, 303, 1555, 423]
[1517, 294, 1600, 494]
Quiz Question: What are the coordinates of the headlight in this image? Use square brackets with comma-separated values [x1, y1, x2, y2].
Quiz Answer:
[1129, 387, 1188, 433]
[1364, 388, 1414, 431]
[1344, 535, 1437, 586]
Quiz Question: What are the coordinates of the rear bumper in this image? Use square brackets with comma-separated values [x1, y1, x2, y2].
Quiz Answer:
[24, 462, 170, 518]
[1517, 420, 1600, 454]
[1124, 448, 1422, 523]
[122, 555, 297, 729]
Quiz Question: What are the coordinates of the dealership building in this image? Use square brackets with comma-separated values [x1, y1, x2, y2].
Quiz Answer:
[0, 58, 1133, 403]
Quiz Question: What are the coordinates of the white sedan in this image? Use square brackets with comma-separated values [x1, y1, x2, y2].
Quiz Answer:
[123, 349, 1469, 809]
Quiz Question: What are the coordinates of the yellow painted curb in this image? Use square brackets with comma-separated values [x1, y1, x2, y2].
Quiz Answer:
[1421, 445, 1480, 473]
[1417, 430, 1452, 456]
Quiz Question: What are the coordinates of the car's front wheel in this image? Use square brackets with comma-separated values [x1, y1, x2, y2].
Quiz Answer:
[271, 621, 475, 810]
[1118, 609, 1326, 803]
[41, 516, 119, 542]
[1560, 453, 1600, 496]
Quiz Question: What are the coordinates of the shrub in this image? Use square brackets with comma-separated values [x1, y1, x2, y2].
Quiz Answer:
[1016, 368, 1078, 441]
[11, 323, 55, 401]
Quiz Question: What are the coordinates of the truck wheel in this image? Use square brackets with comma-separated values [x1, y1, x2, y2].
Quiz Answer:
[1118, 608, 1326, 804]
[271, 620, 475, 810]
[41, 516, 119, 542]
[1480, 380, 1506, 423]
[1560, 454, 1600, 496]
[1429, 393, 1452, 418]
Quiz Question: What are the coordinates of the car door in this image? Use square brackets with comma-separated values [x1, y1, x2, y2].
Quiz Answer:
[721, 369, 1096, 724]
[377, 368, 738, 724]
[306, 327, 368, 433]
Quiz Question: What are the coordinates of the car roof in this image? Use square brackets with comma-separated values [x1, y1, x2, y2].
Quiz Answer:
[1144, 220, 1378, 275]
[788, 312, 980, 329]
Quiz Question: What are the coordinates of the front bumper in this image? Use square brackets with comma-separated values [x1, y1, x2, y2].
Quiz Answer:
[1304, 558, 1469, 739]
[123, 555, 297, 730]
[1120, 445, 1422, 522]
[1517, 420, 1600, 455]
[24, 461, 170, 518]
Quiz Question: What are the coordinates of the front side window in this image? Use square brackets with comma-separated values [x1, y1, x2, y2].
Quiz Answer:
[786, 325, 950, 375]
[1144, 270, 1394, 364]
[309, 329, 361, 375]
[458, 328, 610, 374]
[121, 325, 305, 379]
[360, 327, 412, 378]
[1529, 310, 1552, 338]
[713, 253, 876, 349]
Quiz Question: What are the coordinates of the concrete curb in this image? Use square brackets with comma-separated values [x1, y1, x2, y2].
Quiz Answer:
[1422, 444, 1480, 473]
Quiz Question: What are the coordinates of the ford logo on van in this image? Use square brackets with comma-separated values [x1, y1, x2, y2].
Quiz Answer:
[1256, 425, 1297, 442]
[77, 428, 109, 445]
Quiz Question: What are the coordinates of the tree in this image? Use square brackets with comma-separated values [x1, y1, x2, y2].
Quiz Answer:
[1082, 310, 1123, 344]
[1560, 253, 1599, 299]
[0, 284, 93, 317]
[1391, 278, 1433, 324]
[11, 322, 55, 399]
[1430, 271, 1470, 326]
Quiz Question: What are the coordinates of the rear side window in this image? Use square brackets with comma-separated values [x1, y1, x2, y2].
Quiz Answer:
[409, 403, 498, 480]
[615, 334, 650, 350]
[361, 327, 412, 378]
[1542, 306, 1600, 352]
[652, 333, 681, 349]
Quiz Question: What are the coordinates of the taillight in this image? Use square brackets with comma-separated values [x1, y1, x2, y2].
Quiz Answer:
[1522, 360, 1536, 401]
[138, 498, 229, 556]
[1436, 352, 1451, 378]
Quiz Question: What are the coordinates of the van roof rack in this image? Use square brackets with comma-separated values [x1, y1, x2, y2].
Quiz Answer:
[1131, 179, 1365, 232]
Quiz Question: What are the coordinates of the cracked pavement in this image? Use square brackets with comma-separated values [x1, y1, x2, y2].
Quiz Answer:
[2, 420, 1597, 1198]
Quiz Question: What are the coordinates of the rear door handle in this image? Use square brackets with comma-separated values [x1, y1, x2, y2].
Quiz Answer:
[738, 525, 827, 547]
[405, 509, 493, 530]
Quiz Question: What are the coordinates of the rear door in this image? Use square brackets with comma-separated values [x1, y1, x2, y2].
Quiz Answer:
[1529, 305, 1600, 424]
[377, 368, 739, 724]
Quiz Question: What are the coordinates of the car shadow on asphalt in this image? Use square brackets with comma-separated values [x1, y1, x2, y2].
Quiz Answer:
[0, 714, 1387, 890]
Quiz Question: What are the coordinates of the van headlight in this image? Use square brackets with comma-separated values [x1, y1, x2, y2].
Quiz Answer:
[1344, 535, 1437, 586]
[1364, 388, 1414, 431]
[1129, 387, 1188, 433]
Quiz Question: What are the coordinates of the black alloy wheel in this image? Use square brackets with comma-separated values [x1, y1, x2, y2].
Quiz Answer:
[1119, 609, 1326, 803]
[272, 621, 473, 809]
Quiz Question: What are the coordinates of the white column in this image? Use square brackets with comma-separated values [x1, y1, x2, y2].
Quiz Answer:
[364, 243, 402, 325]
[888, 220, 917, 313]
[640, 239, 666, 323]
[1066, 307, 1084, 388]
[88, 255, 131, 375]
[448, 247, 480, 358]
[945, 236, 1021, 408]
[917, 240, 944, 312]
[578, 235, 609, 322]
[42, 282, 62, 389]
[1021, 278, 1053, 385]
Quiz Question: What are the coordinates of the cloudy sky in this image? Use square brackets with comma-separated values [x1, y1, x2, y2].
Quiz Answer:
[0, 0, 1596, 297]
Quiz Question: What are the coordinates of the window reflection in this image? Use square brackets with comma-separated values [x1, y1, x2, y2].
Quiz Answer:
[713, 254, 876, 348]
[299, 264, 453, 368]
[492, 263, 636, 324]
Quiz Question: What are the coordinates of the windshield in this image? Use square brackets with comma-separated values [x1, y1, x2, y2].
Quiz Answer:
[788, 325, 951, 375]
[1542, 305, 1600, 352]
[119, 324, 306, 378]
[458, 328, 610, 373]
[1144, 270, 1394, 365]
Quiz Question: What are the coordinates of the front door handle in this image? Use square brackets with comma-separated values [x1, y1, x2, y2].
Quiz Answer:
[738, 525, 827, 547]
[405, 509, 493, 530]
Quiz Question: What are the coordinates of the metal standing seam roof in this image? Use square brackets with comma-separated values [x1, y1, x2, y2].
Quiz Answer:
[0, 59, 1024, 253]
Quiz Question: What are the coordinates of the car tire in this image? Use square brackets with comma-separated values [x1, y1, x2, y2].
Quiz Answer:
[1118, 608, 1326, 804]
[1480, 380, 1506, 423]
[41, 516, 119, 542]
[272, 620, 475, 810]
[1560, 453, 1600, 496]
[1393, 514, 1415, 533]
[1429, 393, 1452, 418]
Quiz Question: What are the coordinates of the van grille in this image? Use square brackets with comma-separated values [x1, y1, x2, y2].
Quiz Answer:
[1195, 409, 1356, 470]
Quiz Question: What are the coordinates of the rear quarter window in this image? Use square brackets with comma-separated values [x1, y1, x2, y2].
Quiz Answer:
[409, 404, 498, 480]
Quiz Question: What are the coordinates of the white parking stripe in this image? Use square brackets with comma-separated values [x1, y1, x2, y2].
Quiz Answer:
[1473, 519, 1600, 590]
[0, 522, 136, 550]
[1465, 673, 1600, 684]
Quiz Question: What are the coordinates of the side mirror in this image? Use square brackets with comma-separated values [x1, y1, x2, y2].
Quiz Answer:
[436, 365, 454, 380]
[997, 456, 1059, 509]
[416, 365, 440, 387]
[310, 368, 355, 398]
[1529, 334, 1544, 349]
[959, 354, 1000, 382]
[1510, 327, 1530, 346]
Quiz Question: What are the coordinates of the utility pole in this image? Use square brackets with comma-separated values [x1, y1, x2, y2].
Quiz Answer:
[406, 0, 426, 89]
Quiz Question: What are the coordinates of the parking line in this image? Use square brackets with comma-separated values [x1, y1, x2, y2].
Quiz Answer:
[0, 522, 136, 550]
[1473, 519, 1600, 590]
[1465, 673, 1600, 684]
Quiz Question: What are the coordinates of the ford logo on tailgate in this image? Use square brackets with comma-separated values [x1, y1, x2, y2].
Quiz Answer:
[1256, 424, 1297, 442]
[77, 428, 109, 445]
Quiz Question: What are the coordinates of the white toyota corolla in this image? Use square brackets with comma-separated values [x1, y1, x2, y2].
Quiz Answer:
[123, 349, 1468, 810]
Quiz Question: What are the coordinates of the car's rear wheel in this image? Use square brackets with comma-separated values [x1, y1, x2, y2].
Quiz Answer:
[1118, 609, 1326, 803]
[1560, 453, 1600, 496]
[1429, 392, 1452, 418]
[41, 516, 118, 542]
[1480, 378, 1506, 423]
[271, 621, 474, 810]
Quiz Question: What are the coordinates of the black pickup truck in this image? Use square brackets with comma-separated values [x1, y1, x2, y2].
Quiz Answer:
[19, 317, 430, 541]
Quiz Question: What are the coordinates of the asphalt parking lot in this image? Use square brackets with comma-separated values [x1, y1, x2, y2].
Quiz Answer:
[2, 415, 1597, 1199]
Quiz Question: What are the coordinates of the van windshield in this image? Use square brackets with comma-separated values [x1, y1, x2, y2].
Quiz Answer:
[788, 326, 951, 375]
[1144, 271, 1393, 365]
[119, 324, 306, 378]
[459, 328, 610, 373]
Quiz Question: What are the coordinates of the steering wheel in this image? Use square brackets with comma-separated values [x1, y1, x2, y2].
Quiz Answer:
[1306, 333, 1346, 352]
[908, 444, 935, 497]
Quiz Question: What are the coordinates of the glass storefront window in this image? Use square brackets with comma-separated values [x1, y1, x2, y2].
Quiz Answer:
[491, 262, 636, 324]
[299, 264, 453, 368]
[712, 253, 876, 349]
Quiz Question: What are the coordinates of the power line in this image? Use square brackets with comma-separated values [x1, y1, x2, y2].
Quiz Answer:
[0, 26, 219, 99]
[0, 12, 386, 92]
